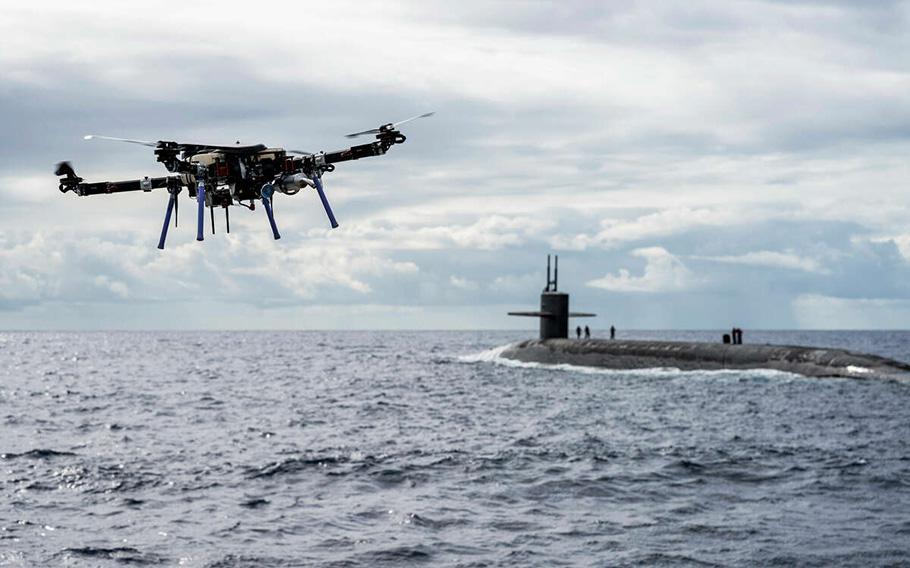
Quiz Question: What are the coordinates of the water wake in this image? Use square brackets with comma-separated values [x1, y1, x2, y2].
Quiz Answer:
[457, 343, 801, 380]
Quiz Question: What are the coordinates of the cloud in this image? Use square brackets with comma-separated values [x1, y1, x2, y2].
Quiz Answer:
[0, 231, 420, 312]
[872, 234, 910, 261]
[329, 215, 557, 251]
[587, 247, 701, 293]
[449, 275, 478, 290]
[793, 294, 910, 329]
[1, 1, 910, 328]
[552, 208, 751, 251]
[693, 250, 826, 273]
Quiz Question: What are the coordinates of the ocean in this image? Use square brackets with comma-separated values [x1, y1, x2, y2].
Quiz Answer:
[1, 330, 908, 566]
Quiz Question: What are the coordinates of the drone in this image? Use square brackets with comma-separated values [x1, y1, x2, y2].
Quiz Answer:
[55, 113, 433, 249]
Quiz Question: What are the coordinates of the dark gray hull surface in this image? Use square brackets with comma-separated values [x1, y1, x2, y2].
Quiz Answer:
[501, 339, 910, 379]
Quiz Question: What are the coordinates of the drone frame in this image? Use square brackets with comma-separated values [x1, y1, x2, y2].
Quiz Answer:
[56, 115, 431, 250]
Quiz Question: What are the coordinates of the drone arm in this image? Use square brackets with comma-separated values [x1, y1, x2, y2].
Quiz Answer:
[314, 131, 407, 169]
[61, 175, 176, 196]
[322, 141, 387, 165]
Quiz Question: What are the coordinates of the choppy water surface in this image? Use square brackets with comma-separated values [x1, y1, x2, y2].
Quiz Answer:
[1, 330, 909, 567]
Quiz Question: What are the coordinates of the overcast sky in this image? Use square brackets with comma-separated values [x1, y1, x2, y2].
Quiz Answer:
[1, 1, 909, 330]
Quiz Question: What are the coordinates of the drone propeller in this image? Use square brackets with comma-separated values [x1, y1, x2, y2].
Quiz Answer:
[83, 134, 158, 147]
[84, 134, 268, 156]
[287, 150, 312, 156]
[345, 112, 434, 138]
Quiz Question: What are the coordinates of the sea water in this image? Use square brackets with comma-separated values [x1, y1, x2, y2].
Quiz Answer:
[0, 330, 908, 566]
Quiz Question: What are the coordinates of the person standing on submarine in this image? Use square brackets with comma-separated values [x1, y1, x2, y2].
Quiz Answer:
[576, 326, 582, 339]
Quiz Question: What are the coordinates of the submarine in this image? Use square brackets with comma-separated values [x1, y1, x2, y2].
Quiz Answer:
[504, 256, 910, 380]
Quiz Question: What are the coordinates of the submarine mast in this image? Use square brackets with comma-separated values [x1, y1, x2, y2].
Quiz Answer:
[508, 255, 596, 340]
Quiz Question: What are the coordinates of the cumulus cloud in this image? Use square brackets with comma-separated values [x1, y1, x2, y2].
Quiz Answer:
[0, 231, 420, 311]
[552, 208, 752, 251]
[872, 234, 910, 261]
[587, 247, 701, 293]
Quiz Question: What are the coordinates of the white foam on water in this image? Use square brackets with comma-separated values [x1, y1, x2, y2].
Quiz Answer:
[457, 343, 801, 380]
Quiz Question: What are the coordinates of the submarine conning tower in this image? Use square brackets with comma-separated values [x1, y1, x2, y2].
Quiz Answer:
[508, 255, 596, 340]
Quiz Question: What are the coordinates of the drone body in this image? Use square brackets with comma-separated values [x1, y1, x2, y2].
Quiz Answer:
[55, 113, 433, 249]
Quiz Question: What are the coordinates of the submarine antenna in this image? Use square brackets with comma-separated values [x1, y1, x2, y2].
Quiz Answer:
[554, 255, 558, 291]
[545, 255, 552, 291]
[545, 254, 559, 292]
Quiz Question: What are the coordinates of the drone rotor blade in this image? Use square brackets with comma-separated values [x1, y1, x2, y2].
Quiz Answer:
[287, 149, 312, 156]
[344, 112, 434, 138]
[344, 128, 381, 139]
[391, 112, 435, 128]
[157, 192, 177, 250]
[83, 134, 158, 147]
[196, 182, 206, 242]
[312, 175, 339, 229]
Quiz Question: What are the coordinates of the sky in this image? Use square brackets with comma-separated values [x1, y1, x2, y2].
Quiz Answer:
[1, 0, 909, 330]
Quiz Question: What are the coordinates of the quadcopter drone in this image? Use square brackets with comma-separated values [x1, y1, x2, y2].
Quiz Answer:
[55, 113, 433, 249]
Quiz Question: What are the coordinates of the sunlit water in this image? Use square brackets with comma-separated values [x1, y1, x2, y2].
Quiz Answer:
[1, 330, 908, 566]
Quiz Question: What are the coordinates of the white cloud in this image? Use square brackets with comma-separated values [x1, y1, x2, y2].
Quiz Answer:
[449, 275, 478, 290]
[587, 247, 701, 293]
[693, 250, 826, 273]
[325, 215, 557, 251]
[583, 208, 749, 249]
[872, 235, 910, 261]
[93, 275, 130, 299]
[0, 231, 419, 309]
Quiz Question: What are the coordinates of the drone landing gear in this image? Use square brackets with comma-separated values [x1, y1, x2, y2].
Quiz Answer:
[196, 181, 206, 242]
[260, 183, 281, 240]
[312, 173, 339, 229]
[156, 184, 181, 250]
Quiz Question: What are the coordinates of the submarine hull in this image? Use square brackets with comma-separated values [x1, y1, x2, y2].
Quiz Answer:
[501, 339, 910, 380]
